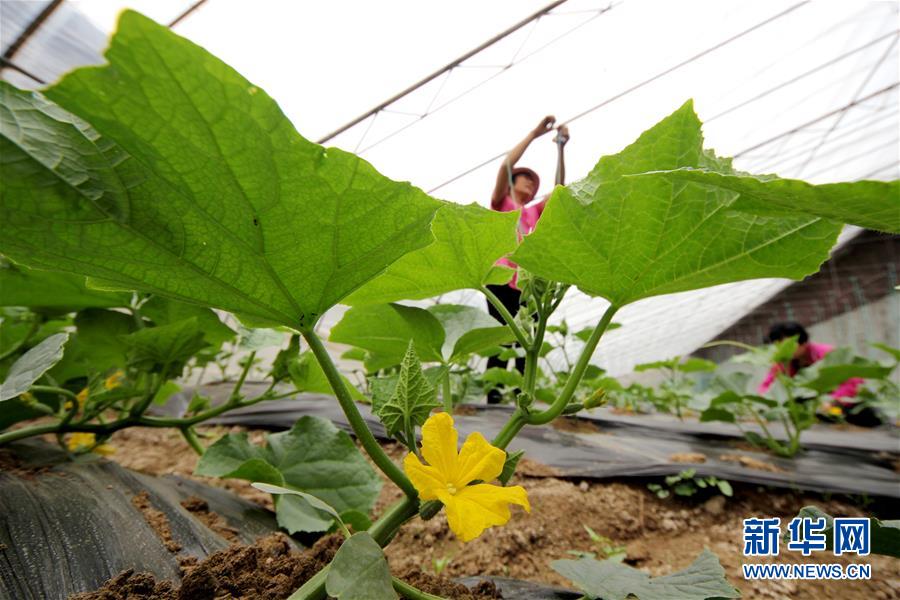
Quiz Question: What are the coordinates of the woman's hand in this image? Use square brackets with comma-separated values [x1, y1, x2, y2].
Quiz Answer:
[531, 115, 556, 138]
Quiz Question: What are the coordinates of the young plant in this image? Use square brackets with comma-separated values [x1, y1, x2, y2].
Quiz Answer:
[1, 10, 896, 599]
[633, 356, 716, 419]
[647, 468, 733, 499]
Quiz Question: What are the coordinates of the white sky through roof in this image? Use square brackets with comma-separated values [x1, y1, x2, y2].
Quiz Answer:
[3, 0, 898, 374]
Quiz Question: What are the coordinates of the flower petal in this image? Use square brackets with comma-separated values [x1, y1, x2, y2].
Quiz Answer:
[420, 412, 458, 478]
[440, 483, 530, 542]
[454, 431, 505, 487]
[403, 452, 446, 501]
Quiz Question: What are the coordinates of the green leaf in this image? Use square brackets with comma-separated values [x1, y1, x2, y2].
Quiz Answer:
[288, 351, 364, 401]
[574, 323, 620, 343]
[252, 482, 347, 532]
[346, 203, 518, 305]
[871, 343, 900, 363]
[480, 367, 523, 388]
[498, 449, 524, 486]
[795, 349, 894, 393]
[264, 417, 382, 515]
[0, 259, 127, 310]
[649, 168, 900, 233]
[0, 12, 439, 331]
[427, 304, 514, 362]
[330, 303, 445, 370]
[678, 358, 717, 373]
[783, 506, 900, 558]
[326, 532, 398, 600]
[512, 101, 841, 307]
[122, 317, 207, 373]
[197, 418, 381, 533]
[237, 326, 286, 351]
[551, 549, 740, 600]
[152, 380, 182, 406]
[699, 407, 735, 423]
[772, 336, 799, 364]
[49, 308, 135, 382]
[0, 332, 69, 401]
[141, 296, 234, 352]
[373, 341, 439, 438]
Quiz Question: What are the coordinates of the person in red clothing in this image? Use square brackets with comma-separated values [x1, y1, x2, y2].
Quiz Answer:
[485, 116, 568, 403]
[757, 321, 879, 425]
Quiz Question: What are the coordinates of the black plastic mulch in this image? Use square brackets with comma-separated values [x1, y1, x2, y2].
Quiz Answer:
[170, 382, 900, 499]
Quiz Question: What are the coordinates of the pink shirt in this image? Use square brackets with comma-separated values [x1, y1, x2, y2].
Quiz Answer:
[494, 195, 546, 289]
[757, 342, 864, 402]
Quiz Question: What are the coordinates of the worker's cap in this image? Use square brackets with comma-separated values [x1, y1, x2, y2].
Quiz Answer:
[511, 167, 540, 202]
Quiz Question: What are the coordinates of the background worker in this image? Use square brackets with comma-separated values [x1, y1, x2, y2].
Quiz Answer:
[485, 115, 569, 403]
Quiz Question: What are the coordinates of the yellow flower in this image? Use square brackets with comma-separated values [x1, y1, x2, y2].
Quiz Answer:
[104, 370, 125, 390]
[827, 406, 843, 417]
[66, 432, 115, 456]
[65, 387, 90, 411]
[403, 412, 530, 542]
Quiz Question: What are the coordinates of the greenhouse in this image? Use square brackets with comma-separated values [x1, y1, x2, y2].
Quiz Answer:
[0, 1, 898, 599]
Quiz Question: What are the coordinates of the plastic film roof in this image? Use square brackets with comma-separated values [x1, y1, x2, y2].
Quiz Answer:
[1, 0, 896, 375]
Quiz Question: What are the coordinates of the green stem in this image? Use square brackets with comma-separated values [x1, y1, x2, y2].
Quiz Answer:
[528, 304, 618, 425]
[180, 426, 204, 455]
[481, 285, 530, 348]
[441, 369, 453, 412]
[368, 495, 419, 546]
[231, 350, 256, 401]
[392, 577, 445, 600]
[287, 566, 328, 600]
[302, 329, 417, 499]
[492, 305, 619, 450]
[129, 373, 162, 419]
[29, 385, 79, 401]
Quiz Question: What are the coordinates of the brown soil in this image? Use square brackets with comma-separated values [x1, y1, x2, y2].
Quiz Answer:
[719, 453, 785, 473]
[180, 496, 240, 543]
[549, 416, 602, 434]
[83, 425, 900, 599]
[669, 452, 707, 463]
[0, 447, 52, 479]
[132, 491, 182, 553]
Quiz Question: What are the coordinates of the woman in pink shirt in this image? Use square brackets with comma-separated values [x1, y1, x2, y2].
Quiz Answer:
[485, 116, 568, 403]
[758, 322, 868, 420]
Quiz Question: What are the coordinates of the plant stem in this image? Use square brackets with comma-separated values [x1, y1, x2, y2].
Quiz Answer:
[528, 304, 618, 425]
[180, 426, 204, 455]
[368, 495, 419, 546]
[286, 566, 328, 600]
[29, 385, 79, 401]
[302, 329, 418, 499]
[392, 577, 445, 600]
[231, 351, 256, 401]
[480, 285, 530, 348]
[441, 369, 452, 412]
[491, 304, 619, 450]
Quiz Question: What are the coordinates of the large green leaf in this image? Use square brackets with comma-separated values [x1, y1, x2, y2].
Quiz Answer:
[427, 304, 514, 362]
[49, 308, 135, 382]
[288, 351, 364, 401]
[196, 416, 382, 533]
[0, 12, 439, 330]
[330, 303, 445, 369]
[0, 332, 68, 401]
[373, 341, 439, 438]
[649, 169, 899, 233]
[326, 532, 398, 600]
[512, 101, 841, 307]
[551, 549, 739, 600]
[346, 203, 517, 305]
[141, 296, 234, 351]
[122, 317, 208, 373]
[0, 259, 127, 310]
[795, 348, 895, 393]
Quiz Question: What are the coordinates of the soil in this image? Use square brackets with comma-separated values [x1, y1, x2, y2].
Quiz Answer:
[67, 425, 900, 599]
[132, 491, 182, 553]
[718, 453, 785, 473]
[549, 415, 603, 434]
[180, 496, 240, 543]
